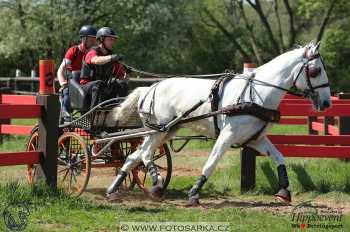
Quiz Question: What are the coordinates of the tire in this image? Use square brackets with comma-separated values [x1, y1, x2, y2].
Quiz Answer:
[57, 132, 91, 196]
[25, 125, 41, 184]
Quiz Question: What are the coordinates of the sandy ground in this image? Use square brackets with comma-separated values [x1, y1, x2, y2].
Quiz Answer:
[81, 150, 350, 215]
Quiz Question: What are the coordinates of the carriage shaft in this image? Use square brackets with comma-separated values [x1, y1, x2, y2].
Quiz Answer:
[94, 129, 158, 144]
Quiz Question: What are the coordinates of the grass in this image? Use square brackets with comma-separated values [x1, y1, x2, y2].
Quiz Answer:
[172, 123, 308, 150]
[1, 182, 345, 232]
[0, 179, 348, 232]
[0, 119, 37, 152]
[165, 148, 350, 198]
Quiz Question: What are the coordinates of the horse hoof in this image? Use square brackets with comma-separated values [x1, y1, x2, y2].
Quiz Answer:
[107, 192, 123, 203]
[150, 186, 164, 200]
[185, 197, 200, 207]
[275, 188, 291, 204]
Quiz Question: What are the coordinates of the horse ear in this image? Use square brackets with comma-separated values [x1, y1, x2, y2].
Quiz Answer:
[315, 41, 321, 50]
[305, 41, 314, 50]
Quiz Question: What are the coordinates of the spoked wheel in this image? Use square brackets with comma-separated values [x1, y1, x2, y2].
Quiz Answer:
[57, 132, 91, 196]
[132, 143, 172, 194]
[26, 125, 42, 184]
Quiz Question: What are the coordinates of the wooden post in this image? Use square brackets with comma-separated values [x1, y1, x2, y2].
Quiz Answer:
[240, 147, 257, 193]
[243, 62, 257, 74]
[37, 95, 59, 188]
[0, 87, 11, 144]
[39, 60, 55, 95]
[308, 116, 318, 135]
[338, 93, 350, 161]
[324, 116, 335, 135]
[37, 59, 59, 188]
[338, 93, 350, 135]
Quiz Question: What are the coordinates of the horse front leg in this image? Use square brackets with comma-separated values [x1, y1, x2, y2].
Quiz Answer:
[247, 136, 291, 204]
[187, 128, 234, 206]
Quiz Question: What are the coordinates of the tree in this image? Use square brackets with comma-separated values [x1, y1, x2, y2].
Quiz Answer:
[200, 0, 344, 65]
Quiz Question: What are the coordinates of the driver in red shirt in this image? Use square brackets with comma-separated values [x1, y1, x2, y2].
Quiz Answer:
[80, 27, 128, 109]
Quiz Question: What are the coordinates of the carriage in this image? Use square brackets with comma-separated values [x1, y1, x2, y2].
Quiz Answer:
[25, 84, 172, 197]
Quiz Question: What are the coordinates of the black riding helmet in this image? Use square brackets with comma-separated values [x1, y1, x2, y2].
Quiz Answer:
[96, 27, 118, 42]
[79, 25, 97, 37]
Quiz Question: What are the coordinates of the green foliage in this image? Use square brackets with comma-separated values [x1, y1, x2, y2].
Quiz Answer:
[322, 23, 350, 91]
[0, 0, 349, 90]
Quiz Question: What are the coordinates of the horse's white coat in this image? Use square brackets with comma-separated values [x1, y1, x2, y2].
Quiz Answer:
[112, 43, 331, 189]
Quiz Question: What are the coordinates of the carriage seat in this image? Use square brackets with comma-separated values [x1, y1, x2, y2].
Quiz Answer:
[69, 71, 90, 112]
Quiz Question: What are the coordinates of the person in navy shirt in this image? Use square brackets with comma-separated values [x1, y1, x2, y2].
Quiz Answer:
[57, 25, 97, 122]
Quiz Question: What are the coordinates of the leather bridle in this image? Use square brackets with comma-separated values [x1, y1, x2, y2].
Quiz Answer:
[292, 48, 330, 97]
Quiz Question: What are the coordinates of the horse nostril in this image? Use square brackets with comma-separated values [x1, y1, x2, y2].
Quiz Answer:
[323, 100, 330, 109]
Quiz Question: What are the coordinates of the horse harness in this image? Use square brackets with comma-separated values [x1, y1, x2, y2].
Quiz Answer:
[141, 73, 280, 147]
[208, 75, 280, 145]
[140, 47, 329, 146]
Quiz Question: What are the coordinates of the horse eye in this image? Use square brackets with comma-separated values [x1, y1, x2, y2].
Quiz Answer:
[308, 65, 321, 78]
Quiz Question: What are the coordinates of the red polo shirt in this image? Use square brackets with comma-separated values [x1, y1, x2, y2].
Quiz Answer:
[80, 48, 126, 84]
[65, 43, 87, 71]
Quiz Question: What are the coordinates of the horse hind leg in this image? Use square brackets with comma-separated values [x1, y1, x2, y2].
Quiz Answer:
[247, 136, 291, 204]
[136, 132, 170, 199]
[106, 148, 143, 201]
[106, 132, 168, 201]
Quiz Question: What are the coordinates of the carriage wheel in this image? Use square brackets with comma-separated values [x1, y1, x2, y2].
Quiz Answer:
[26, 126, 40, 184]
[26, 125, 67, 184]
[57, 132, 91, 196]
[132, 143, 172, 194]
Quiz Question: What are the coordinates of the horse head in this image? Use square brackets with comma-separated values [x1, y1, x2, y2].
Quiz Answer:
[292, 41, 331, 111]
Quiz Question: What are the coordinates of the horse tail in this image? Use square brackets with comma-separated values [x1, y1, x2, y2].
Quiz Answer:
[106, 87, 149, 126]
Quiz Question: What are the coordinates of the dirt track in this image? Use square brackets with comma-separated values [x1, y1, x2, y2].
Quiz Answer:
[83, 164, 350, 215]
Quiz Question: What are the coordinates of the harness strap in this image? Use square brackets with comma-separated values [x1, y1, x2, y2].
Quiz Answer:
[210, 77, 225, 136]
[210, 75, 235, 136]
[180, 102, 280, 127]
[237, 73, 255, 103]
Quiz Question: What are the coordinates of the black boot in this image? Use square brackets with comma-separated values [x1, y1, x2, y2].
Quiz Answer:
[275, 165, 291, 203]
[106, 170, 127, 195]
[186, 175, 207, 206]
[147, 161, 163, 199]
[147, 161, 161, 186]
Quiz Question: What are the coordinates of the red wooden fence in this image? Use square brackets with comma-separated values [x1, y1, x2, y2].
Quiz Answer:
[240, 93, 350, 192]
[0, 95, 37, 137]
[0, 95, 41, 166]
[0, 93, 60, 188]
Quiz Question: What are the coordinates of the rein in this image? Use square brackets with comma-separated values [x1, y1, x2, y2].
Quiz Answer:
[121, 62, 227, 79]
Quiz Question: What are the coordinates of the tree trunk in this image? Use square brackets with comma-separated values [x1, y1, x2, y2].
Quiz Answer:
[238, 1, 263, 64]
[247, 0, 280, 55]
[273, 0, 285, 52]
[283, 0, 296, 48]
[317, 0, 338, 42]
[203, 8, 250, 61]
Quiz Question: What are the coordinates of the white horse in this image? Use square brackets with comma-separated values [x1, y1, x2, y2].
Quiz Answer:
[106, 42, 331, 205]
